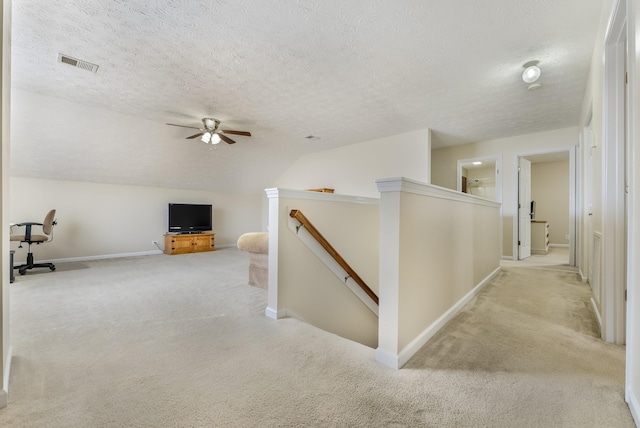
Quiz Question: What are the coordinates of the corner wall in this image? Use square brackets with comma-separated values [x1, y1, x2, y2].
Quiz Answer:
[10, 177, 262, 261]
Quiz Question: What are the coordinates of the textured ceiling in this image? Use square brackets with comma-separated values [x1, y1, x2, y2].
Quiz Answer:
[10, 0, 604, 193]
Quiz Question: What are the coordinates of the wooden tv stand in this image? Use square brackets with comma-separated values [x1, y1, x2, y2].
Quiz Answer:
[164, 233, 215, 255]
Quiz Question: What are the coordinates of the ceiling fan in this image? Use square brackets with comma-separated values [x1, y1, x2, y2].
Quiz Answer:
[166, 118, 251, 145]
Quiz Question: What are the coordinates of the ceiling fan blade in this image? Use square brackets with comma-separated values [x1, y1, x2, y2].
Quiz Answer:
[221, 130, 251, 136]
[186, 133, 204, 139]
[218, 133, 236, 144]
[166, 123, 202, 130]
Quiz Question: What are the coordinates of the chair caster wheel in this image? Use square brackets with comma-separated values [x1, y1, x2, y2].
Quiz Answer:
[50, 266, 56, 271]
[18, 269, 26, 275]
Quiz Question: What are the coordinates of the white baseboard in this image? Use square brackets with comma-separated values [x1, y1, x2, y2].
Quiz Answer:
[265, 307, 279, 319]
[44, 250, 163, 264]
[501, 255, 514, 261]
[265, 307, 289, 320]
[590, 297, 603, 334]
[627, 387, 640, 427]
[549, 243, 569, 248]
[375, 348, 400, 369]
[0, 344, 12, 408]
[579, 269, 587, 282]
[377, 267, 501, 370]
[215, 244, 237, 249]
[39, 246, 237, 265]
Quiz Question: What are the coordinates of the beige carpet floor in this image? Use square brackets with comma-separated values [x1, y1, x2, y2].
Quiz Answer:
[0, 248, 633, 427]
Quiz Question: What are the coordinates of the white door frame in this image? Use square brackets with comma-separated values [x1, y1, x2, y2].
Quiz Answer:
[456, 155, 503, 203]
[517, 157, 532, 259]
[602, 0, 627, 345]
[512, 148, 577, 265]
[624, 0, 640, 415]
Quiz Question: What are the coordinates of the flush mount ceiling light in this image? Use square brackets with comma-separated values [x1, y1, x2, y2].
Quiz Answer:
[522, 61, 541, 84]
[472, 161, 482, 165]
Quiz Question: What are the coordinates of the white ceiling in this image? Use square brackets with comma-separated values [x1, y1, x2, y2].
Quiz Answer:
[10, 0, 604, 193]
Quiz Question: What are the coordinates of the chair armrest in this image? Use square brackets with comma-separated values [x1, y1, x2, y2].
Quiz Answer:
[13, 222, 43, 227]
[12, 222, 42, 241]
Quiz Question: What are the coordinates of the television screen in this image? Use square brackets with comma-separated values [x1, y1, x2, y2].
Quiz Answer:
[168, 203, 212, 233]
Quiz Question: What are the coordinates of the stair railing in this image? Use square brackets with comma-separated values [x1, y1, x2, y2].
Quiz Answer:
[289, 209, 379, 306]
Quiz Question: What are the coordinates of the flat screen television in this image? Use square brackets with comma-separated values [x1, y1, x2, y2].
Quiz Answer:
[168, 203, 212, 234]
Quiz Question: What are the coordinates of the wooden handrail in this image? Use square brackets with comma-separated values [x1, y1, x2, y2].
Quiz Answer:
[289, 209, 379, 305]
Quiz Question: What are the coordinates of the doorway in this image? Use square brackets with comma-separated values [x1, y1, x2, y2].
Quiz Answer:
[456, 156, 502, 203]
[515, 149, 576, 265]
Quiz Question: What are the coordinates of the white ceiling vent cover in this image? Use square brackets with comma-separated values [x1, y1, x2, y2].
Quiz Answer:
[57, 53, 99, 73]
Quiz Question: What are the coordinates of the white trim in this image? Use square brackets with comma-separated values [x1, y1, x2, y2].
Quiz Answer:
[214, 244, 236, 249]
[265, 307, 284, 320]
[456, 155, 503, 203]
[549, 244, 570, 248]
[579, 270, 587, 283]
[265, 188, 379, 205]
[375, 177, 501, 208]
[266, 191, 281, 320]
[501, 255, 514, 261]
[602, 0, 627, 345]
[41, 250, 163, 264]
[0, 344, 11, 408]
[628, 387, 640, 427]
[287, 217, 378, 316]
[591, 297, 603, 333]
[375, 348, 399, 369]
[35, 246, 236, 265]
[569, 146, 577, 266]
[624, 0, 639, 407]
[377, 267, 501, 369]
[513, 148, 577, 264]
[3, 344, 11, 390]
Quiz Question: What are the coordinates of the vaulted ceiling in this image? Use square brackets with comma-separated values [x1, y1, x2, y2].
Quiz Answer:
[10, 0, 604, 193]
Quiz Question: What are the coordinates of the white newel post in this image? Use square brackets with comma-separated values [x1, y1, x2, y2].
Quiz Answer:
[375, 180, 402, 369]
[265, 188, 282, 319]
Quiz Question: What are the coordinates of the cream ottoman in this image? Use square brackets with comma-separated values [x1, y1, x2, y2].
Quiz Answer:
[237, 232, 268, 288]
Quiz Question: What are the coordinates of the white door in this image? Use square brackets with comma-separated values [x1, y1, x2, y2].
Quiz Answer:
[518, 157, 532, 259]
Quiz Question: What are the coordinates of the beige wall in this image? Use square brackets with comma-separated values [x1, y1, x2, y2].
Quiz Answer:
[276, 128, 431, 198]
[531, 160, 570, 245]
[269, 191, 379, 348]
[431, 127, 578, 258]
[9, 177, 262, 261]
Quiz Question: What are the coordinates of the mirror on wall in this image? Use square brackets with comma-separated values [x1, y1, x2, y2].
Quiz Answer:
[457, 157, 501, 202]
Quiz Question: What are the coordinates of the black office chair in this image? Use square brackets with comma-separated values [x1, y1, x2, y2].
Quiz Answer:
[10, 209, 57, 275]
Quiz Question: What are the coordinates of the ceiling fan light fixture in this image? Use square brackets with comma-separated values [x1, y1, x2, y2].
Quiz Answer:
[522, 65, 541, 83]
[210, 133, 222, 145]
[201, 132, 212, 143]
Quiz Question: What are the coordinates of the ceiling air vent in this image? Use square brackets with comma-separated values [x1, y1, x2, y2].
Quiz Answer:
[57, 53, 99, 73]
